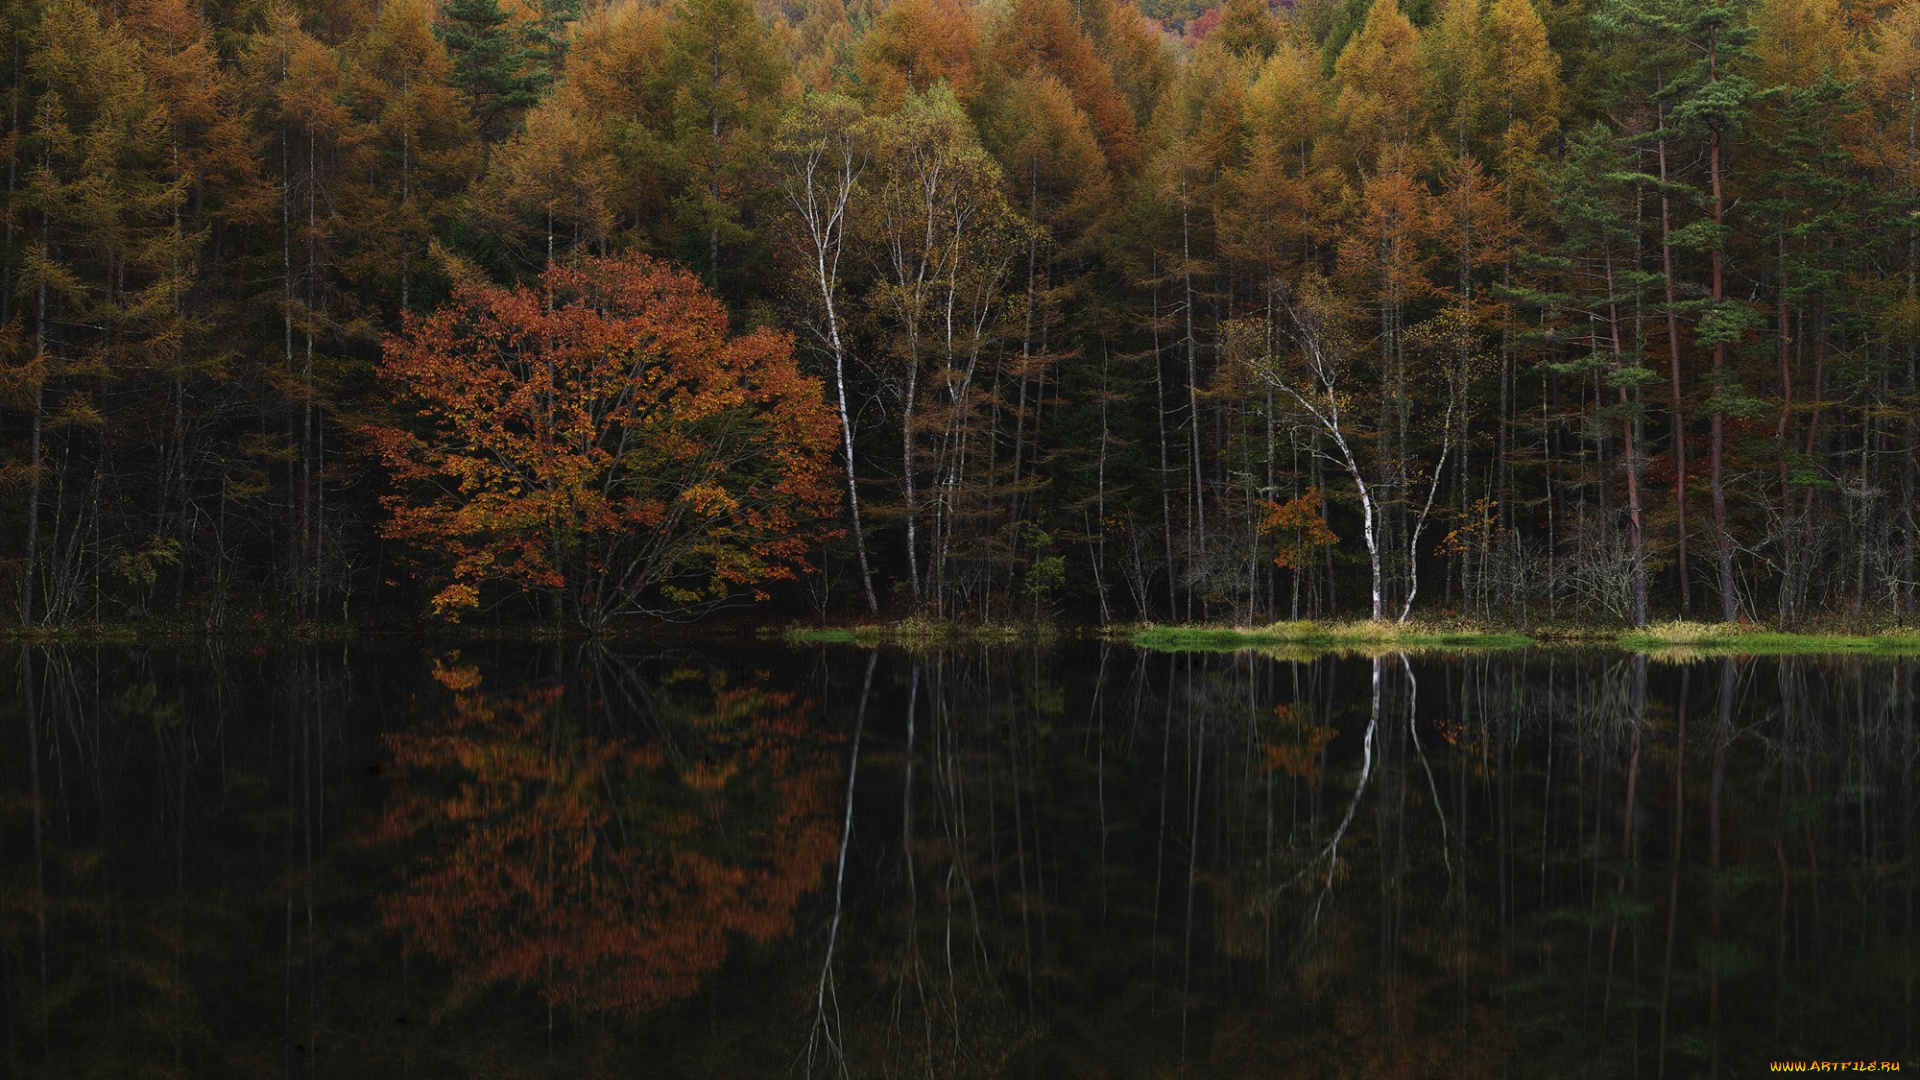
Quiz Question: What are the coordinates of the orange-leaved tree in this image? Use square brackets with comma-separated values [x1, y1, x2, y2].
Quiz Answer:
[367, 253, 841, 625]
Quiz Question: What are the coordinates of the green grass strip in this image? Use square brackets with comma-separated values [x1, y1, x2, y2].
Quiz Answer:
[1125, 621, 1534, 654]
[1618, 621, 1920, 656]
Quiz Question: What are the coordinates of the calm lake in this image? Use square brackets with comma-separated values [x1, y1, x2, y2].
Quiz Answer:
[1, 642, 1913, 1077]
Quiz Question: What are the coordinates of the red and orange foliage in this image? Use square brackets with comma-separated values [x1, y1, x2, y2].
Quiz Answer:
[370, 659, 843, 1014]
[1260, 487, 1339, 570]
[1257, 702, 1336, 783]
[366, 253, 842, 623]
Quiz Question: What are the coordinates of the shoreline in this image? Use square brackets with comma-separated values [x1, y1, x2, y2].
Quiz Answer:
[13, 618, 1920, 657]
[790, 618, 1920, 656]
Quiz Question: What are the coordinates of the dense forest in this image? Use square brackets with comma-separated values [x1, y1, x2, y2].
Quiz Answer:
[4, 0, 1920, 630]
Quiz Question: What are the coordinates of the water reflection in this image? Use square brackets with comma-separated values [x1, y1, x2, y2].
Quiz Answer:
[371, 651, 841, 1016]
[0, 644, 1912, 1076]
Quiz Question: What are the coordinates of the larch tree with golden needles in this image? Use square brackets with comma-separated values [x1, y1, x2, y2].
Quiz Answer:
[367, 253, 842, 627]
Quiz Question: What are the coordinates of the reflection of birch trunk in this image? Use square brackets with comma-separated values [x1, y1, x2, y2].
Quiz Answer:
[889, 664, 937, 1070]
[805, 651, 874, 1079]
[1010, 684, 1037, 1019]
[928, 656, 991, 1065]
[282, 655, 297, 1079]
[1093, 644, 1112, 918]
[1271, 655, 1382, 957]
[1150, 653, 1177, 994]
[1402, 655, 1450, 875]
[1180, 685, 1205, 1064]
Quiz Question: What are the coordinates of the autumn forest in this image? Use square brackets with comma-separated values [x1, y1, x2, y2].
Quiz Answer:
[5, 0, 1920, 631]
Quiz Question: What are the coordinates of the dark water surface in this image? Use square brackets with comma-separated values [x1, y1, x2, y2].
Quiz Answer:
[1, 642, 1914, 1077]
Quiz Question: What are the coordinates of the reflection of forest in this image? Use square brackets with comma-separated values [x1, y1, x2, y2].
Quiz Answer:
[373, 653, 842, 1016]
[0, 645, 1914, 1077]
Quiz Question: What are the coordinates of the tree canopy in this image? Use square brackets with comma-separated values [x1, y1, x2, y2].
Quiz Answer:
[368, 254, 841, 625]
[8, 0, 1920, 630]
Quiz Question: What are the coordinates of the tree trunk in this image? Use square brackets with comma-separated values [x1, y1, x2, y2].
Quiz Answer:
[1608, 256, 1648, 628]
[816, 214, 877, 613]
[902, 360, 922, 606]
[1150, 267, 1177, 618]
[1656, 93, 1693, 614]
[1181, 169, 1203, 616]
[1707, 37, 1735, 623]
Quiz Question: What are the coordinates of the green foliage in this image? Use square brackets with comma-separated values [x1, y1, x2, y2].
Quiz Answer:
[1019, 525, 1068, 618]
[660, 0, 788, 290]
[441, 0, 545, 140]
[109, 536, 182, 591]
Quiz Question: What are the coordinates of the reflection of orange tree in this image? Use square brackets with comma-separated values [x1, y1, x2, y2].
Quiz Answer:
[1258, 703, 1336, 784]
[369, 658, 841, 1014]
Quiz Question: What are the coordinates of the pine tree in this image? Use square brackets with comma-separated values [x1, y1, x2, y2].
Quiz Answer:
[1213, 0, 1279, 59]
[478, 83, 617, 268]
[660, 0, 789, 292]
[11, 0, 191, 623]
[522, 0, 584, 88]
[855, 0, 979, 112]
[1865, 0, 1920, 612]
[440, 0, 540, 145]
[1750, 0, 1861, 623]
[1331, 0, 1423, 173]
[1483, 0, 1561, 190]
[349, 0, 477, 312]
[1547, 122, 1659, 625]
[1594, 0, 1761, 618]
[1664, 1, 1762, 623]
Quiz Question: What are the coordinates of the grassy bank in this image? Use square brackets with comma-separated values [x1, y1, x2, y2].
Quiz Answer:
[0, 619, 366, 646]
[1124, 618, 1920, 656]
[779, 618, 1055, 648]
[1617, 621, 1920, 656]
[1123, 620, 1535, 653]
[19, 616, 1920, 657]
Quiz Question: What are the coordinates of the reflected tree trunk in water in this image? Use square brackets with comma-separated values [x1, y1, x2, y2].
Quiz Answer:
[1179, 675, 1204, 1067]
[1709, 658, 1732, 1079]
[805, 651, 873, 1079]
[5, 644, 1917, 1077]
[1658, 661, 1689, 1080]
[1405, 655, 1450, 875]
[1289, 656, 1382, 957]
[1151, 653, 1175, 1001]
[1603, 658, 1649, 1028]
[21, 651, 48, 994]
